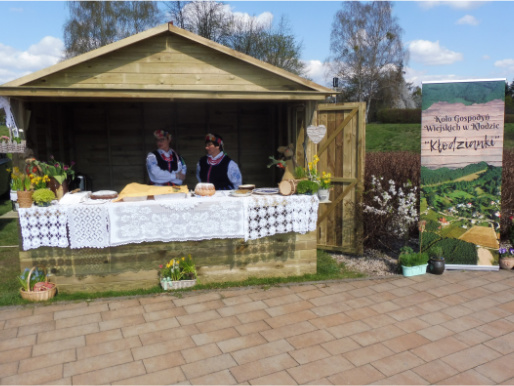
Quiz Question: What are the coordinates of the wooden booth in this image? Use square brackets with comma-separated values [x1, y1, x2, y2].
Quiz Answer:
[0, 23, 365, 292]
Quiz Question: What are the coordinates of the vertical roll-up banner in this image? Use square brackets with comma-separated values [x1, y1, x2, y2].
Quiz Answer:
[421, 79, 506, 270]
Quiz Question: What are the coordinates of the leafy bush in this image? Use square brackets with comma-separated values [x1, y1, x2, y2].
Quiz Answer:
[32, 188, 55, 205]
[399, 252, 429, 267]
[428, 246, 443, 259]
[436, 238, 478, 265]
[377, 108, 421, 124]
[297, 179, 319, 194]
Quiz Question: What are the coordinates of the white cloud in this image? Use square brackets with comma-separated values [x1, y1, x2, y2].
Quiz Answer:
[304, 60, 329, 86]
[408, 40, 463, 66]
[0, 36, 64, 84]
[419, 1, 486, 10]
[456, 15, 479, 25]
[495, 59, 514, 72]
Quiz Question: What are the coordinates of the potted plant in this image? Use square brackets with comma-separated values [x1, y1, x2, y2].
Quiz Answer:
[317, 171, 332, 202]
[499, 247, 514, 270]
[159, 254, 197, 290]
[398, 251, 429, 277]
[11, 167, 34, 208]
[29, 156, 75, 199]
[427, 246, 445, 275]
[296, 179, 319, 195]
[32, 188, 56, 207]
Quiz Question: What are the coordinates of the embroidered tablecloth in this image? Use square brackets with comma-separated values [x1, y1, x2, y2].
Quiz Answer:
[18, 193, 319, 250]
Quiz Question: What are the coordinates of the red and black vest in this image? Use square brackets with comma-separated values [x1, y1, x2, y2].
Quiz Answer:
[198, 154, 233, 190]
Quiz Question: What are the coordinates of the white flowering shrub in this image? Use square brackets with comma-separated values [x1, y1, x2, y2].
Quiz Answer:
[362, 175, 419, 245]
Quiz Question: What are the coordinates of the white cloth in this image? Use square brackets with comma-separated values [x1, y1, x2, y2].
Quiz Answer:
[245, 195, 319, 240]
[107, 195, 246, 246]
[18, 206, 68, 250]
[67, 203, 110, 249]
[18, 193, 319, 250]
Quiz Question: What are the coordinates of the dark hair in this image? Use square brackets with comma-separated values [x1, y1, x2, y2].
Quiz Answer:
[205, 133, 224, 151]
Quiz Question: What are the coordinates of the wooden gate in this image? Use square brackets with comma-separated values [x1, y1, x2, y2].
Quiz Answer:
[314, 102, 366, 255]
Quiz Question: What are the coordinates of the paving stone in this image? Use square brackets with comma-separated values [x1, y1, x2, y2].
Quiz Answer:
[138, 324, 199, 346]
[0, 364, 64, 385]
[53, 303, 108, 320]
[437, 369, 495, 385]
[71, 361, 146, 385]
[217, 301, 268, 317]
[132, 336, 195, 360]
[99, 314, 147, 332]
[142, 352, 186, 373]
[248, 369, 297, 385]
[114, 366, 186, 385]
[286, 329, 335, 349]
[287, 354, 354, 384]
[373, 369, 430, 385]
[38, 322, 99, 344]
[217, 332, 267, 353]
[411, 336, 468, 362]
[0, 346, 32, 364]
[234, 320, 271, 336]
[17, 321, 55, 337]
[180, 353, 237, 379]
[101, 305, 145, 321]
[19, 348, 76, 373]
[4, 312, 54, 329]
[321, 337, 361, 356]
[442, 344, 502, 373]
[32, 336, 85, 357]
[142, 306, 187, 322]
[260, 321, 317, 342]
[195, 315, 240, 333]
[475, 351, 514, 383]
[383, 332, 431, 353]
[328, 363, 385, 385]
[343, 342, 394, 367]
[0, 334, 36, 352]
[288, 344, 330, 365]
[371, 351, 425, 377]
[230, 353, 297, 383]
[190, 369, 238, 385]
[264, 310, 317, 329]
[181, 342, 222, 363]
[412, 359, 460, 384]
[63, 349, 134, 377]
[191, 327, 241, 346]
[231, 339, 294, 365]
[77, 336, 142, 360]
[183, 300, 225, 314]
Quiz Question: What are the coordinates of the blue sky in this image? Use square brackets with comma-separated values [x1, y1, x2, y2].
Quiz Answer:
[0, 1, 513, 88]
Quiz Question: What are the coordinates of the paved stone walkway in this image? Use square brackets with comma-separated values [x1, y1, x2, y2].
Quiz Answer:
[1, 270, 514, 385]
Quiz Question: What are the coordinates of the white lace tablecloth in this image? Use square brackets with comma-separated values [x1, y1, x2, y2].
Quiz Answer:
[18, 206, 69, 250]
[18, 193, 319, 250]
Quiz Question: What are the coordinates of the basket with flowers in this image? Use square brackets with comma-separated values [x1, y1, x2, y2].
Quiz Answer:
[159, 254, 197, 290]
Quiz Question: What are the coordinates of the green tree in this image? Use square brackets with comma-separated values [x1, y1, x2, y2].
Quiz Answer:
[63, 1, 161, 58]
[327, 1, 407, 121]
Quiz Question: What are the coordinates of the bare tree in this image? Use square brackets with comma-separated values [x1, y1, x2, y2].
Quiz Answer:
[63, 1, 161, 58]
[162, 1, 191, 29]
[328, 1, 407, 121]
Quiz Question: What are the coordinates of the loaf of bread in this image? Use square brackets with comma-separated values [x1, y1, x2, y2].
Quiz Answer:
[194, 183, 215, 196]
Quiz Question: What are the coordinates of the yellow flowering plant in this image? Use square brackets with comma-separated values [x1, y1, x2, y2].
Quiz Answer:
[10, 167, 32, 191]
[307, 154, 332, 189]
[159, 254, 197, 281]
[30, 174, 50, 190]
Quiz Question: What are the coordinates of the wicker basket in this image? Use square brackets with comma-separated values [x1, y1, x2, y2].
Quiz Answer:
[17, 190, 33, 208]
[0, 140, 26, 154]
[19, 267, 57, 302]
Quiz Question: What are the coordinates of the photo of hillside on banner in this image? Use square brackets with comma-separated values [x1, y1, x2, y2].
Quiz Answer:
[420, 79, 505, 268]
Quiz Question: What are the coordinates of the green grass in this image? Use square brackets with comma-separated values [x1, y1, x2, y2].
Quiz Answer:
[0, 199, 365, 307]
[367, 122, 514, 152]
[367, 123, 421, 152]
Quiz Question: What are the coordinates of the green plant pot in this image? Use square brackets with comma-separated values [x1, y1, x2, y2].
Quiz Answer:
[402, 264, 428, 277]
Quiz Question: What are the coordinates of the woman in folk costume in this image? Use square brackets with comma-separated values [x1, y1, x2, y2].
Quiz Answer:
[196, 133, 242, 190]
[146, 129, 186, 186]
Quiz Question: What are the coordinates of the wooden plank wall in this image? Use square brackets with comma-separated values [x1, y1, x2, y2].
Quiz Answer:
[27, 101, 290, 192]
[19, 232, 317, 293]
[27, 34, 309, 94]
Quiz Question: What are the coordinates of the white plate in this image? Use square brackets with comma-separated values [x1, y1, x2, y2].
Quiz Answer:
[82, 198, 111, 205]
[253, 188, 279, 195]
[230, 191, 252, 197]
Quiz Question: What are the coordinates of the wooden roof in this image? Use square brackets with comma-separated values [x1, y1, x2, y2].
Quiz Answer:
[0, 23, 333, 101]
